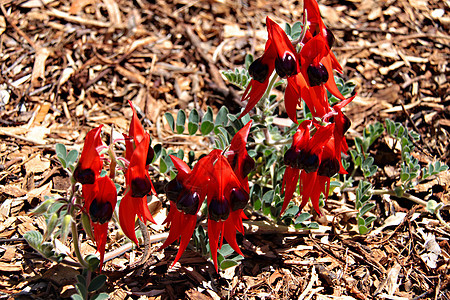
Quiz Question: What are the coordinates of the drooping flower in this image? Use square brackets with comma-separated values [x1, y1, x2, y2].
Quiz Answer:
[159, 153, 214, 266]
[227, 120, 255, 189]
[206, 154, 249, 271]
[240, 1, 354, 122]
[119, 133, 156, 245]
[161, 122, 255, 270]
[241, 17, 308, 124]
[119, 102, 156, 245]
[281, 121, 335, 214]
[124, 100, 154, 164]
[73, 125, 104, 184]
[82, 176, 117, 269]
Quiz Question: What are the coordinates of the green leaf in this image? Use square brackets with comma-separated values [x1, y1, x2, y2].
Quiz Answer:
[85, 254, 100, 271]
[295, 212, 312, 224]
[176, 110, 186, 134]
[71, 292, 85, 300]
[164, 112, 175, 132]
[76, 274, 86, 287]
[253, 198, 261, 210]
[284, 22, 291, 36]
[215, 106, 229, 127]
[159, 156, 168, 173]
[244, 53, 254, 70]
[426, 200, 439, 214]
[359, 202, 375, 217]
[220, 259, 238, 270]
[365, 216, 377, 226]
[153, 144, 162, 161]
[23, 231, 43, 251]
[91, 293, 110, 300]
[188, 109, 199, 135]
[88, 274, 107, 292]
[55, 143, 67, 159]
[66, 149, 79, 166]
[358, 225, 370, 235]
[75, 283, 88, 300]
[218, 244, 234, 257]
[203, 107, 213, 123]
[60, 214, 72, 244]
[262, 190, 274, 204]
[200, 121, 214, 135]
[307, 222, 319, 230]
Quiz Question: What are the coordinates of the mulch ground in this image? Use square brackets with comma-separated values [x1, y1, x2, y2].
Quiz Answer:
[0, 0, 449, 299]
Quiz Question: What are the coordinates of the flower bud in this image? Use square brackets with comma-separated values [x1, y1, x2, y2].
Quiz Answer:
[209, 197, 230, 221]
[275, 52, 298, 78]
[249, 57, 270, 83]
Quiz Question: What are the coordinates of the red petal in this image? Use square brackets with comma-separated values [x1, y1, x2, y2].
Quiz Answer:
[119, 193, 139, 245]
[281, 166, 300, 214]
[92, 222, 109, 270]
[128, 100, 146, 146]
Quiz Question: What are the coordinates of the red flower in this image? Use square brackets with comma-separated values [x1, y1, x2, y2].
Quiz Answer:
[206, 155, 249, 271]
[161, 123, 255, 270]
[227, 120, 255, 189]
[281, 121, 334, 215]
[119, 133, 156, 245]
[160, 154, 213, 266]
[124, 100, 154, 164]
[73, 126, 104, 184]
[82, 176, 117, 269]
[242, 17, 308, 124]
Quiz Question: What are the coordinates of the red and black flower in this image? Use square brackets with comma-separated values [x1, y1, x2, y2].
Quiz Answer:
[73, 126, 104, 185]
[82, 176, 117, 269]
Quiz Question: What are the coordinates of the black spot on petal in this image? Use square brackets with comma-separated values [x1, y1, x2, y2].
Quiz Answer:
[89, 198, 113, 224]
[176, 190, 199, 215]
[230, 188, 249, 211]
[165, 178, 184, 202]
[249, 57, 269, 83]
[131, 177, 152, 198]
[318, 158, 340, 177]
[209, 197, 230, 221]
[73, 167, 96, 185]
[307, 64, 329, 87]
[275, 53, 298, 78]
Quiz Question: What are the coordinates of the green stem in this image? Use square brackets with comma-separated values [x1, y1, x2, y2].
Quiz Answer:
[72, 222, 89, 269]
[371, 189, 428, 206]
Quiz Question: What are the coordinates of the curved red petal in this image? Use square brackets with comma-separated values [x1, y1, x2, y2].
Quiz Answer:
[118, 193, 139, 245]
[281, 166, 300, 214]
[92, 222, 108, 270]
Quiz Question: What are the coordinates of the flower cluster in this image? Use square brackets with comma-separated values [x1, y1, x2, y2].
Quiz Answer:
[161, 121, 254, 271]
[73, 125, 117, 269]
[239, 0, 355, 215]
[74, 101, 157, 269]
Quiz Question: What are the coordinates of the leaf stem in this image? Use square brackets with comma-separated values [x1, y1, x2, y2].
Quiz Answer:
[71, 222, 90, 269]
[371, 189, 427, 206]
